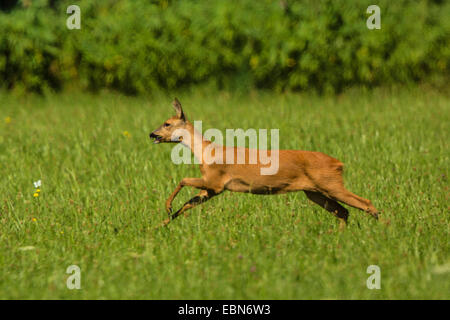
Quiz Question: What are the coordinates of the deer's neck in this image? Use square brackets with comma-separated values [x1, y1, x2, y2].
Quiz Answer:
[183, 121, 211, 163]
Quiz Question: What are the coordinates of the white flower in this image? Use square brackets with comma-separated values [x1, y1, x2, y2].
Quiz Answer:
[33, 180, 41, 188]
[18, 246, 36, 251]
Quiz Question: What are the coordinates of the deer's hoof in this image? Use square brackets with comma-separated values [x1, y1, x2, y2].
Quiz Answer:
[338, 220, 347, 231]
[155, 218, 171, 230]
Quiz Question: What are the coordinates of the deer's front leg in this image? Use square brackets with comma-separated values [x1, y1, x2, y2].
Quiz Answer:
[165, 178, 207, 216]
[161, 189, 217, 227]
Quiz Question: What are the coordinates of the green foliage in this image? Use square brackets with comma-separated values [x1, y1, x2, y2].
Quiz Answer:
[1, 0, 449, 93]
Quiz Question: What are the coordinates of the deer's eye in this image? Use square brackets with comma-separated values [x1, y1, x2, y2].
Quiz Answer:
[164, 123, 171, 127]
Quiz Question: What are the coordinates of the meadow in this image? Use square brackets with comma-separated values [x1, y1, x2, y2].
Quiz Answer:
[0, 86, 448, 299]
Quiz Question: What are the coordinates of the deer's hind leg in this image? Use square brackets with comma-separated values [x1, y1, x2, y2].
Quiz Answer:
[304, 191, 349, 228]
[316, 178, 379, 219]
[309, 164, 379, 220]
[327, 188, 379, 219]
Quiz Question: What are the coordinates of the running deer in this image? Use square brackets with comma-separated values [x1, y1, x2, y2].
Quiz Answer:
[150, 99, 379, 227]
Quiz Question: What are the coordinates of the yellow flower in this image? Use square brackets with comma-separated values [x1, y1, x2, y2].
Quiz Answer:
[33, 193, 39, 197]
[4, 117, 11, 124]
[60, 231, 64, 234]
[250, 56, 259, 69]
[32, 218, 37, 222]
[287, 58, 296, 67]
[36, 189, 41, 193]
[123, 131, 131, 138]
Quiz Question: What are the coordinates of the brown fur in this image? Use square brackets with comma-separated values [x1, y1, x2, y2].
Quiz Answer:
[150, 99, 379, 228]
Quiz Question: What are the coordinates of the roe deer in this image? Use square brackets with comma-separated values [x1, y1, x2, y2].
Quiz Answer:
[150, 99, 379, 228]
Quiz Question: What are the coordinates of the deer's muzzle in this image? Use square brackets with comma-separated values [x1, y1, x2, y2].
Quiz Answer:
[150, 132, 162, 144]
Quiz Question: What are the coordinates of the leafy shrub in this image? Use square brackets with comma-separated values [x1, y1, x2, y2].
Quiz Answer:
[0, 0, 449, 93]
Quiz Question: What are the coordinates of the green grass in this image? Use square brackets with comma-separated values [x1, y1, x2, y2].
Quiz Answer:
[0, 86, 448, 299]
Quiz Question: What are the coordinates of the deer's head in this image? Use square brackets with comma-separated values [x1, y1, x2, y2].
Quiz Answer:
[150, 98, 188, 144]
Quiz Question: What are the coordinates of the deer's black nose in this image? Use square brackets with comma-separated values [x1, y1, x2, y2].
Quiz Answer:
[149, 132, 157, 139]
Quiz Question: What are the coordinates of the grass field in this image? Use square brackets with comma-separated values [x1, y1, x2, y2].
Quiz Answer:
[0, 86, 448, 299]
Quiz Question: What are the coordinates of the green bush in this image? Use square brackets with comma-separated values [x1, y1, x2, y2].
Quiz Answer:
[0, 0, 449, 93]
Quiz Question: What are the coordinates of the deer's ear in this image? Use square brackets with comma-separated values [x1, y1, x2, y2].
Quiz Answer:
[172, 98, 185, 121]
